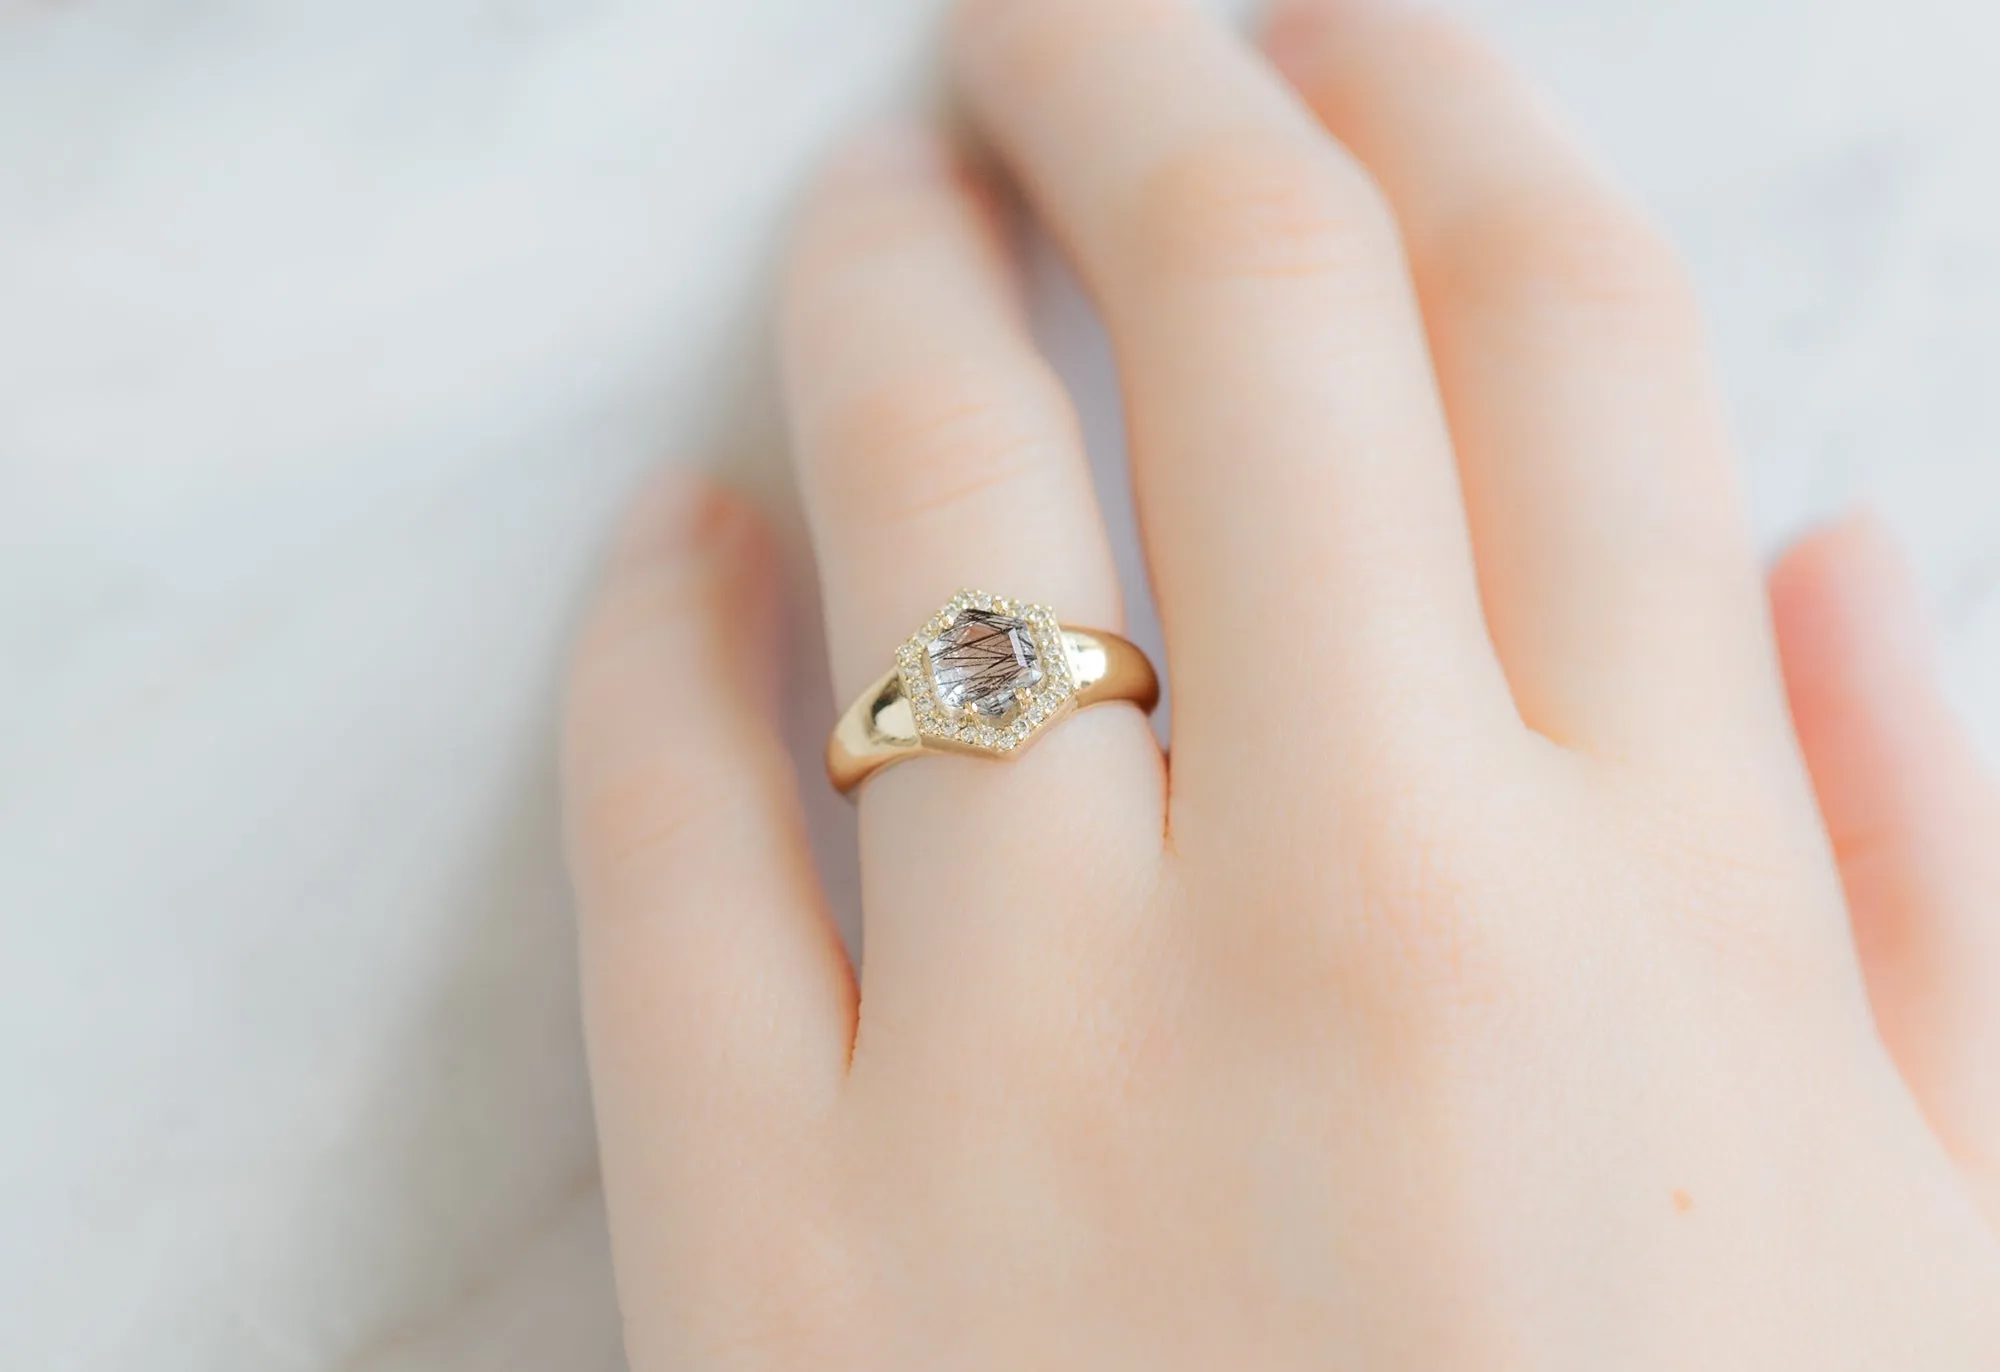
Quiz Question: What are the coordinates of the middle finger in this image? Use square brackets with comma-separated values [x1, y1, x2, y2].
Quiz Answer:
[953, 0, 1519, 835]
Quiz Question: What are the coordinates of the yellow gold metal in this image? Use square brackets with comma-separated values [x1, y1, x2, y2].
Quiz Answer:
[825, 595, 1159, 798]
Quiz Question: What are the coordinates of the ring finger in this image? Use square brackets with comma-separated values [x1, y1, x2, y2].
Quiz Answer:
[782, 127, 1164, 989]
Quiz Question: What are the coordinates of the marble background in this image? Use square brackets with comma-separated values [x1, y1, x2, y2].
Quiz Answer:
[4, 0, 1998, 1367]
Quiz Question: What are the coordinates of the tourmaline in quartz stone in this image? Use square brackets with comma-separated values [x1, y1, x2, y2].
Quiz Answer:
[927, 608, 1043, 720]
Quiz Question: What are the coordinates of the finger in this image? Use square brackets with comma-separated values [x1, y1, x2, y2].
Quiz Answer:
[562, 471, 855, 1332]
[783, 125, 1123, 706]
[782, 124, 1164, 979]
[1772, 516, 2000, 1213]
[1264, 0, 1783, 766]
[950, 0, 1516, 834]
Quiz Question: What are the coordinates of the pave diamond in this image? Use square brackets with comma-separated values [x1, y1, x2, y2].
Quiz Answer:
[927, 608, 1043, 720]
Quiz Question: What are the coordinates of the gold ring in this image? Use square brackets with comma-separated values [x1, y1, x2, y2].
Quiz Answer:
[825, 589, 1160, 797]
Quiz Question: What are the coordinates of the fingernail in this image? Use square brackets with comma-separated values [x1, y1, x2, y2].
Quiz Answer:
[822, 120, 958, 189]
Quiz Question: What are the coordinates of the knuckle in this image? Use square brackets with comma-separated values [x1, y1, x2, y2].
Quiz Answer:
[571, 745, 791, 900]
[1613, 776, 1841, 1002]
[672, 1209, 869, 1371]
[1242, 769, 1539, 1025]
[1427, 183, 1704, 350]
[576, 760, 714, 867]
[1345, 792, 1532, 1012]
[814, 360, 1078, 531]
[1280, 739, 1573, 1031]
[1661, 849, 1832, 999]
[1128, 129, 1403, 285]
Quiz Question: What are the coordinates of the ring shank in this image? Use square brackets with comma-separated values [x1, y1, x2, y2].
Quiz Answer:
[824, 626, 1158, 796]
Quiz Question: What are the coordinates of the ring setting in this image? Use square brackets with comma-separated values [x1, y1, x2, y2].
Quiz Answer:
[825, 588, 1160, 795]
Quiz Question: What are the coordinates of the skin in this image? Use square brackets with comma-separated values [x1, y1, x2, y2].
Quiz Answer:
[561, 0, 2000, 1366]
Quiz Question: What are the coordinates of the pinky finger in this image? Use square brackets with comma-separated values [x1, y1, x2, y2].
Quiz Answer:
[1772, 514, 2000, 1216]
[562, 470, 856, 1338]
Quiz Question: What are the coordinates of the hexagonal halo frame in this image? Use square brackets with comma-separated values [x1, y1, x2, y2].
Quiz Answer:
[893, 590, 1076, 757]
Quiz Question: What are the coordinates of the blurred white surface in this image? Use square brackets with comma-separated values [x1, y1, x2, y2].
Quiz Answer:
[3, 0, 1998, 1367]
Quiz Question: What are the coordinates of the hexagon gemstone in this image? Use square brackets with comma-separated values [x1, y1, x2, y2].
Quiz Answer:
[926, 608, 1043, 720]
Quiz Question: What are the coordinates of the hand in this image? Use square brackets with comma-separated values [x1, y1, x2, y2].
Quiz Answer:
[561, 0, 2000, 1365]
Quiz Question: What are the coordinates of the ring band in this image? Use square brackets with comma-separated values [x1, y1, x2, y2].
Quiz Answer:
[825, 589, 1160, 797]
